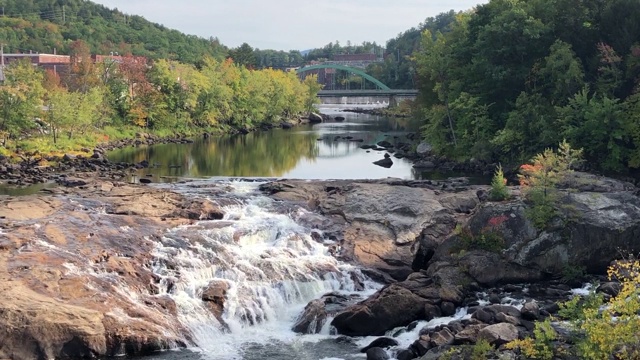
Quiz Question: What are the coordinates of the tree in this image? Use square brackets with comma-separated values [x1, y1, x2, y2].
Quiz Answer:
[302, 74, 323, 114]
[228, 43, 257, 69]
[0, 59, 44, 144]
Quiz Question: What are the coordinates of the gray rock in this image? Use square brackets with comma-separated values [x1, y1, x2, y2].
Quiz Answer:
[478, 323, 519, 345]
[331, 285, 426, 336]
[520, 301, 540, 321]
[416, 142, 432, 155]
[430, 328, 454, 347]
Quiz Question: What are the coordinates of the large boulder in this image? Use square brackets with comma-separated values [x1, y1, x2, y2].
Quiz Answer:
[260, 180, 481, 281]
[331, 284, 427, 336]
[463, 175, 640, 274]
[292, 293, 357, 334]
[478, 323, 519, 346]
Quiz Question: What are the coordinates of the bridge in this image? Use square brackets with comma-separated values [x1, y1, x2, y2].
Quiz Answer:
[296, 64, 418, 105]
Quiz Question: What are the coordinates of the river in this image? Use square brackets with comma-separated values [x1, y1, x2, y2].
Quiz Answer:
[108, 106, 468, 182]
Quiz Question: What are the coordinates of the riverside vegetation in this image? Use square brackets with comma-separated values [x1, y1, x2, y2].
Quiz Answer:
[0, 45, 322, 159]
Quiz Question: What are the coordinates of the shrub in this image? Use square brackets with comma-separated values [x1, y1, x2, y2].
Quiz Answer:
[489, 164, 509, 201]
[505, 319, 556, 360]
[519, 140, 583, 229]
[550, 257, 640, 359]
[471, 339, 493, 360]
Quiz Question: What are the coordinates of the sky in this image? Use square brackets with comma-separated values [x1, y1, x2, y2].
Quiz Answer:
[92, 0, 487, 51]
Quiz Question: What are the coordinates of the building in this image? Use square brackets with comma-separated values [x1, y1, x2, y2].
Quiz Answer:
[0, 52, 147, 82]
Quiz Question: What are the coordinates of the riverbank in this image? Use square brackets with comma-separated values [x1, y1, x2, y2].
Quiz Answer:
[1, 173, 637, 359]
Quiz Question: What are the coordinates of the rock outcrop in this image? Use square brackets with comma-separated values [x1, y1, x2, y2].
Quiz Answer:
[260, 179, 482, 280]
[0, 179, 220, 359]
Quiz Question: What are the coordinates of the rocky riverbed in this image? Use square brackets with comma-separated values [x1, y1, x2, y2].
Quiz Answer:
[1, 172, 639, 359]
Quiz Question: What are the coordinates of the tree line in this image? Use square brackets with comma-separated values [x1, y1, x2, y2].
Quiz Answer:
[0, 39, 321, 151]
[414, 0, 640, 173]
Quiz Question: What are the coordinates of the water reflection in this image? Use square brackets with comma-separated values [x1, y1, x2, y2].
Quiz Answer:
[108, 111, 423, 180]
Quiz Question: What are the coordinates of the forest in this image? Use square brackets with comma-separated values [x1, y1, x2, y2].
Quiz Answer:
[0, 39, 321, 155]
[413, 0, 640, 174]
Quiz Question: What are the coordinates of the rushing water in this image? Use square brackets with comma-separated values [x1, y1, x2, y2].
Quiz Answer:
[139, 181, 379, 360]
[107, 106, 450, 181]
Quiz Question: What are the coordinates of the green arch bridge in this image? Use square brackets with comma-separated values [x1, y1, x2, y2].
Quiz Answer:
[296, 64, 418, 99]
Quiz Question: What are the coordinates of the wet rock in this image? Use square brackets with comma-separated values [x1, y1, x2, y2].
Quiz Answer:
[309, 112, 323, 123]
[366, 347, 390, 360]
[440, 301, 456, 316]
[293, 293, 357, 334]
[139, 178, 152, 184]
[397, 349, 417, 360]
[178, 199, 225, 220]
[360, 337, 399, 352]
[478, 323, 519, 346]
[335, 116, 346, 121]
[331, 285, 426, 336]
[373, 157, 393, 168]
[424, 304, 441, 321]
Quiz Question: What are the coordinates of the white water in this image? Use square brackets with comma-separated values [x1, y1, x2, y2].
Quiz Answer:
[149, 182, 380, 359]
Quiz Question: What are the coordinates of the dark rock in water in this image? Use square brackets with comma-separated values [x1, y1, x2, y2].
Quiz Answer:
[345, 136, 353, 140]
[377, 140, 393, 149]
[331, 284, 426, 336]
[137, 160, 149, 168]
[292, 299, 327, 334]
[366, 347, 390, 360]
[293, 293, 358, 334]
[335, 116, 346, 121]
[396, 349, 417, 360]
[360, 337, 399, 353]
[440, 301, 456, 316]
[139, 178, 152, 184]
[317, 138, 323, 141]
[430, 327, 455, 347]
[384, 153, 391, 159]
[309, 112, 323, 123]
[201, 280, 229, 320]
[361, 145, 375, 150]
[424, 304, 441, 321]
[373, 158, 393, 168]
[280, 122, 293, 129]
[351, 139, 364, 142]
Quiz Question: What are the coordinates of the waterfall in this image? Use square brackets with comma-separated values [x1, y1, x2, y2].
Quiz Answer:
[149, 181, 380, 359]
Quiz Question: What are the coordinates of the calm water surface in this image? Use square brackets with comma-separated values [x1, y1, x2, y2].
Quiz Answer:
[108, 106, 431, 181]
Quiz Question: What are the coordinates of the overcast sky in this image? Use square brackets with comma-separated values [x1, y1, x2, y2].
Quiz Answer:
[92, 0, 487, 51]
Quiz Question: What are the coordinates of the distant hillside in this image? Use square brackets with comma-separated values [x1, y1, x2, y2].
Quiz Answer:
[0, 0, 227, 64]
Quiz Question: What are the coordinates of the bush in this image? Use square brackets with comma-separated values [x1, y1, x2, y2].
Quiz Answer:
[489, 164, 509, 201]
[505, 319, 557, 359]
[519, 140, 583, 229]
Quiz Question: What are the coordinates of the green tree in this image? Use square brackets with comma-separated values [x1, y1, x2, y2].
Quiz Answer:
[0, 59, 45, 144]
[228, 43, 257, 69]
